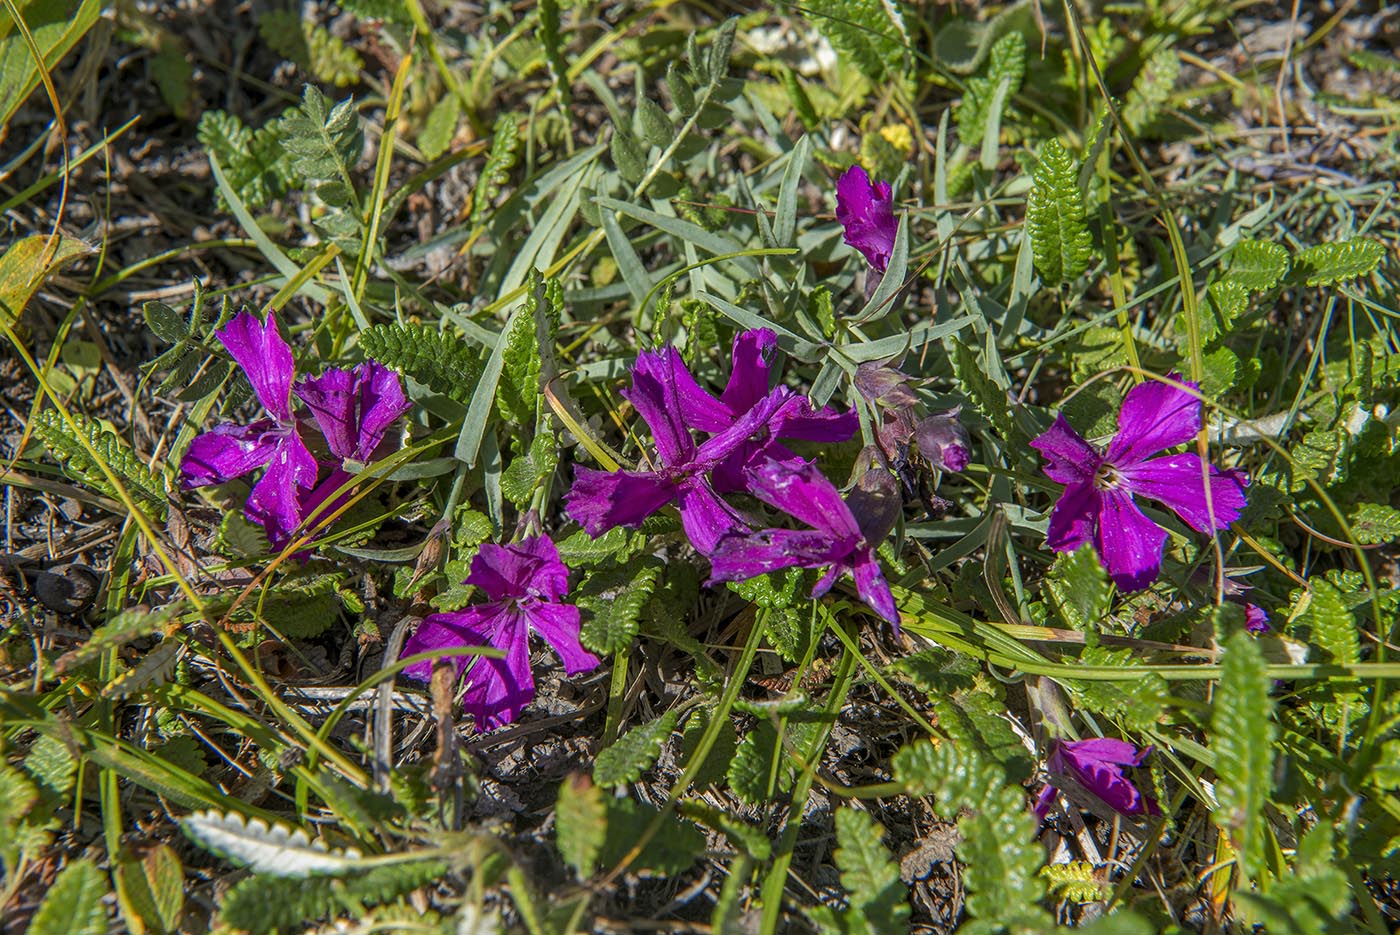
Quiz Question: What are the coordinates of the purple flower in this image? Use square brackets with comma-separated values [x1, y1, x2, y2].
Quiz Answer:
[1192, 568, 1271, 635]
[295, 361, 412, 529]
[400, 535, 599, 731]
[708, 457, 899, 626]
[835, 165, 897, 274]
[180, 311, 317, 547]
[670, 329, 857, 492]
[1036, 738, 1161, 820]
[564, 332, 854, 553]
[1244, 603, 1270, 635]
[1030, 377, 1249, 592]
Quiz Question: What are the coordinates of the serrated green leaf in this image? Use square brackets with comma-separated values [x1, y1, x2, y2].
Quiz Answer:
[1211, 630, 1275, 880]
[1044, 545, 1112, 632]
[1068, 647, 1169, 732]
[1122, 46, 1179, 135]
[182, 810, 363, 877]
[472, 113, 522, 226]
[556, 526, 632, 566]
[953, 342, 1016, 443]
[831, 808, 910, 933]
[556, 774, 606, 876]
[24, 734, 76, 799]
[1348, 502, 1400, 545]
[360, 321, 483, 404]
[32, 408, 168, 517]
[419, 94, 460, 161]
[1026, 138, 1092, 287]
[29, 858, 106, 935]
[679, 708, 738, 789]
[1294, 580, 1358, 667]
[1293, 237, 1385, 286]
[579, 564, 659, 655]
[957, 31, 1025, 148]
[598, 797, 704, 875]
[1200, 345, 1239, 397]
[1228, 239, 1290, 292]
[799, 0, 908, 82]
[594, 711, 677, 787]
[728, 717, 822, 806]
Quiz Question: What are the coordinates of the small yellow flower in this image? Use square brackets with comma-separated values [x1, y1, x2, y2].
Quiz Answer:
[879, 123, 914, 155]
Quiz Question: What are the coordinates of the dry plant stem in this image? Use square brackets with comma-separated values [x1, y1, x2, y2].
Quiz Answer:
[374, 612, 421, 792]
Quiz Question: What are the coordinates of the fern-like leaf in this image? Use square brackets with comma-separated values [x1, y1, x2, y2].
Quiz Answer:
[1026, 138, 1092, 287]
[830, 808, 911, 932]
[1122, 47, 1180, 135]
[800, 0, 909, 82]
[33, 409, 168, 517]
[472, 113, 522, 226]
[1227, 239, 1290, 291]
[579, 564, 660, 655]
[1295, 580, 1359, 667]
[957, 31, 1025, 148]
[275, 86, 364, 186]
[182, 810, 362, 877]
[1293, 237, 1385, 286]
[103, 639, 180, 699]
[594, 711, 677, 787]
[360, 322, 483, 403]
[1210, 630, 1275, 880]
[538, 0, 569, 101]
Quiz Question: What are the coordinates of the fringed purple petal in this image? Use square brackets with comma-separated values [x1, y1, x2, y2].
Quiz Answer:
[523, 600, 599, 676]
[1045, 482, 1098, 553]
[835, 165, 897, 273]
[624, 348, 696, 467]
[1121, 452, 1248, 534]
[216, 311, 296, 421]
[296, 362, 410, 462]
[1052, 739, 1159, 817]
[678, 480, 749, 554]
[743, 457, 861, 541]
[461, 610, 535, 731]
[851, 547, 899, 627]
[180, 421, 282, 489]
[564, 467, 678, 536]
[707, 528, 844, 582]
[1105, 375, 1201, 466]
[720, 328, 777, 414]
[1031, 415, 1100, 486]
[1093, 488, 1168, 592]
[400, 605, 499, 682]
[466, 537, 571, 604]
[245, 432, 318, 548]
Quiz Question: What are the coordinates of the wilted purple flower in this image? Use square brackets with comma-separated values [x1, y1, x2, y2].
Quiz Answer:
[670, 329, 857, 492]
[835, 165, 897, 274]
[708, 457, 899, 626]
[400, 535, 598, 731]
[1191, 568, 1271, 635]
[1031, 377, 1249, 592]
[180, 311, 317, 547]
[1035, 738, 1161, 820]
[565, 333, 853, 552]
[914, 409, 971, 473]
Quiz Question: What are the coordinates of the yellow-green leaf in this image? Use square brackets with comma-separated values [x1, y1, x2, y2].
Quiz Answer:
[0, 233, 91, 325]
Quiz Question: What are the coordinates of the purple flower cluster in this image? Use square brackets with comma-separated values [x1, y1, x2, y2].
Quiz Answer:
[179, 311, 411, 549]
[1032, 377, 1249, 592]
[401, 536, 598, 730]
[562, 329, 910, 625]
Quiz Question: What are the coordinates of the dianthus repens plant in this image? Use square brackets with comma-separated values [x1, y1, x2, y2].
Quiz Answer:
[3, 2, 1400, 934]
